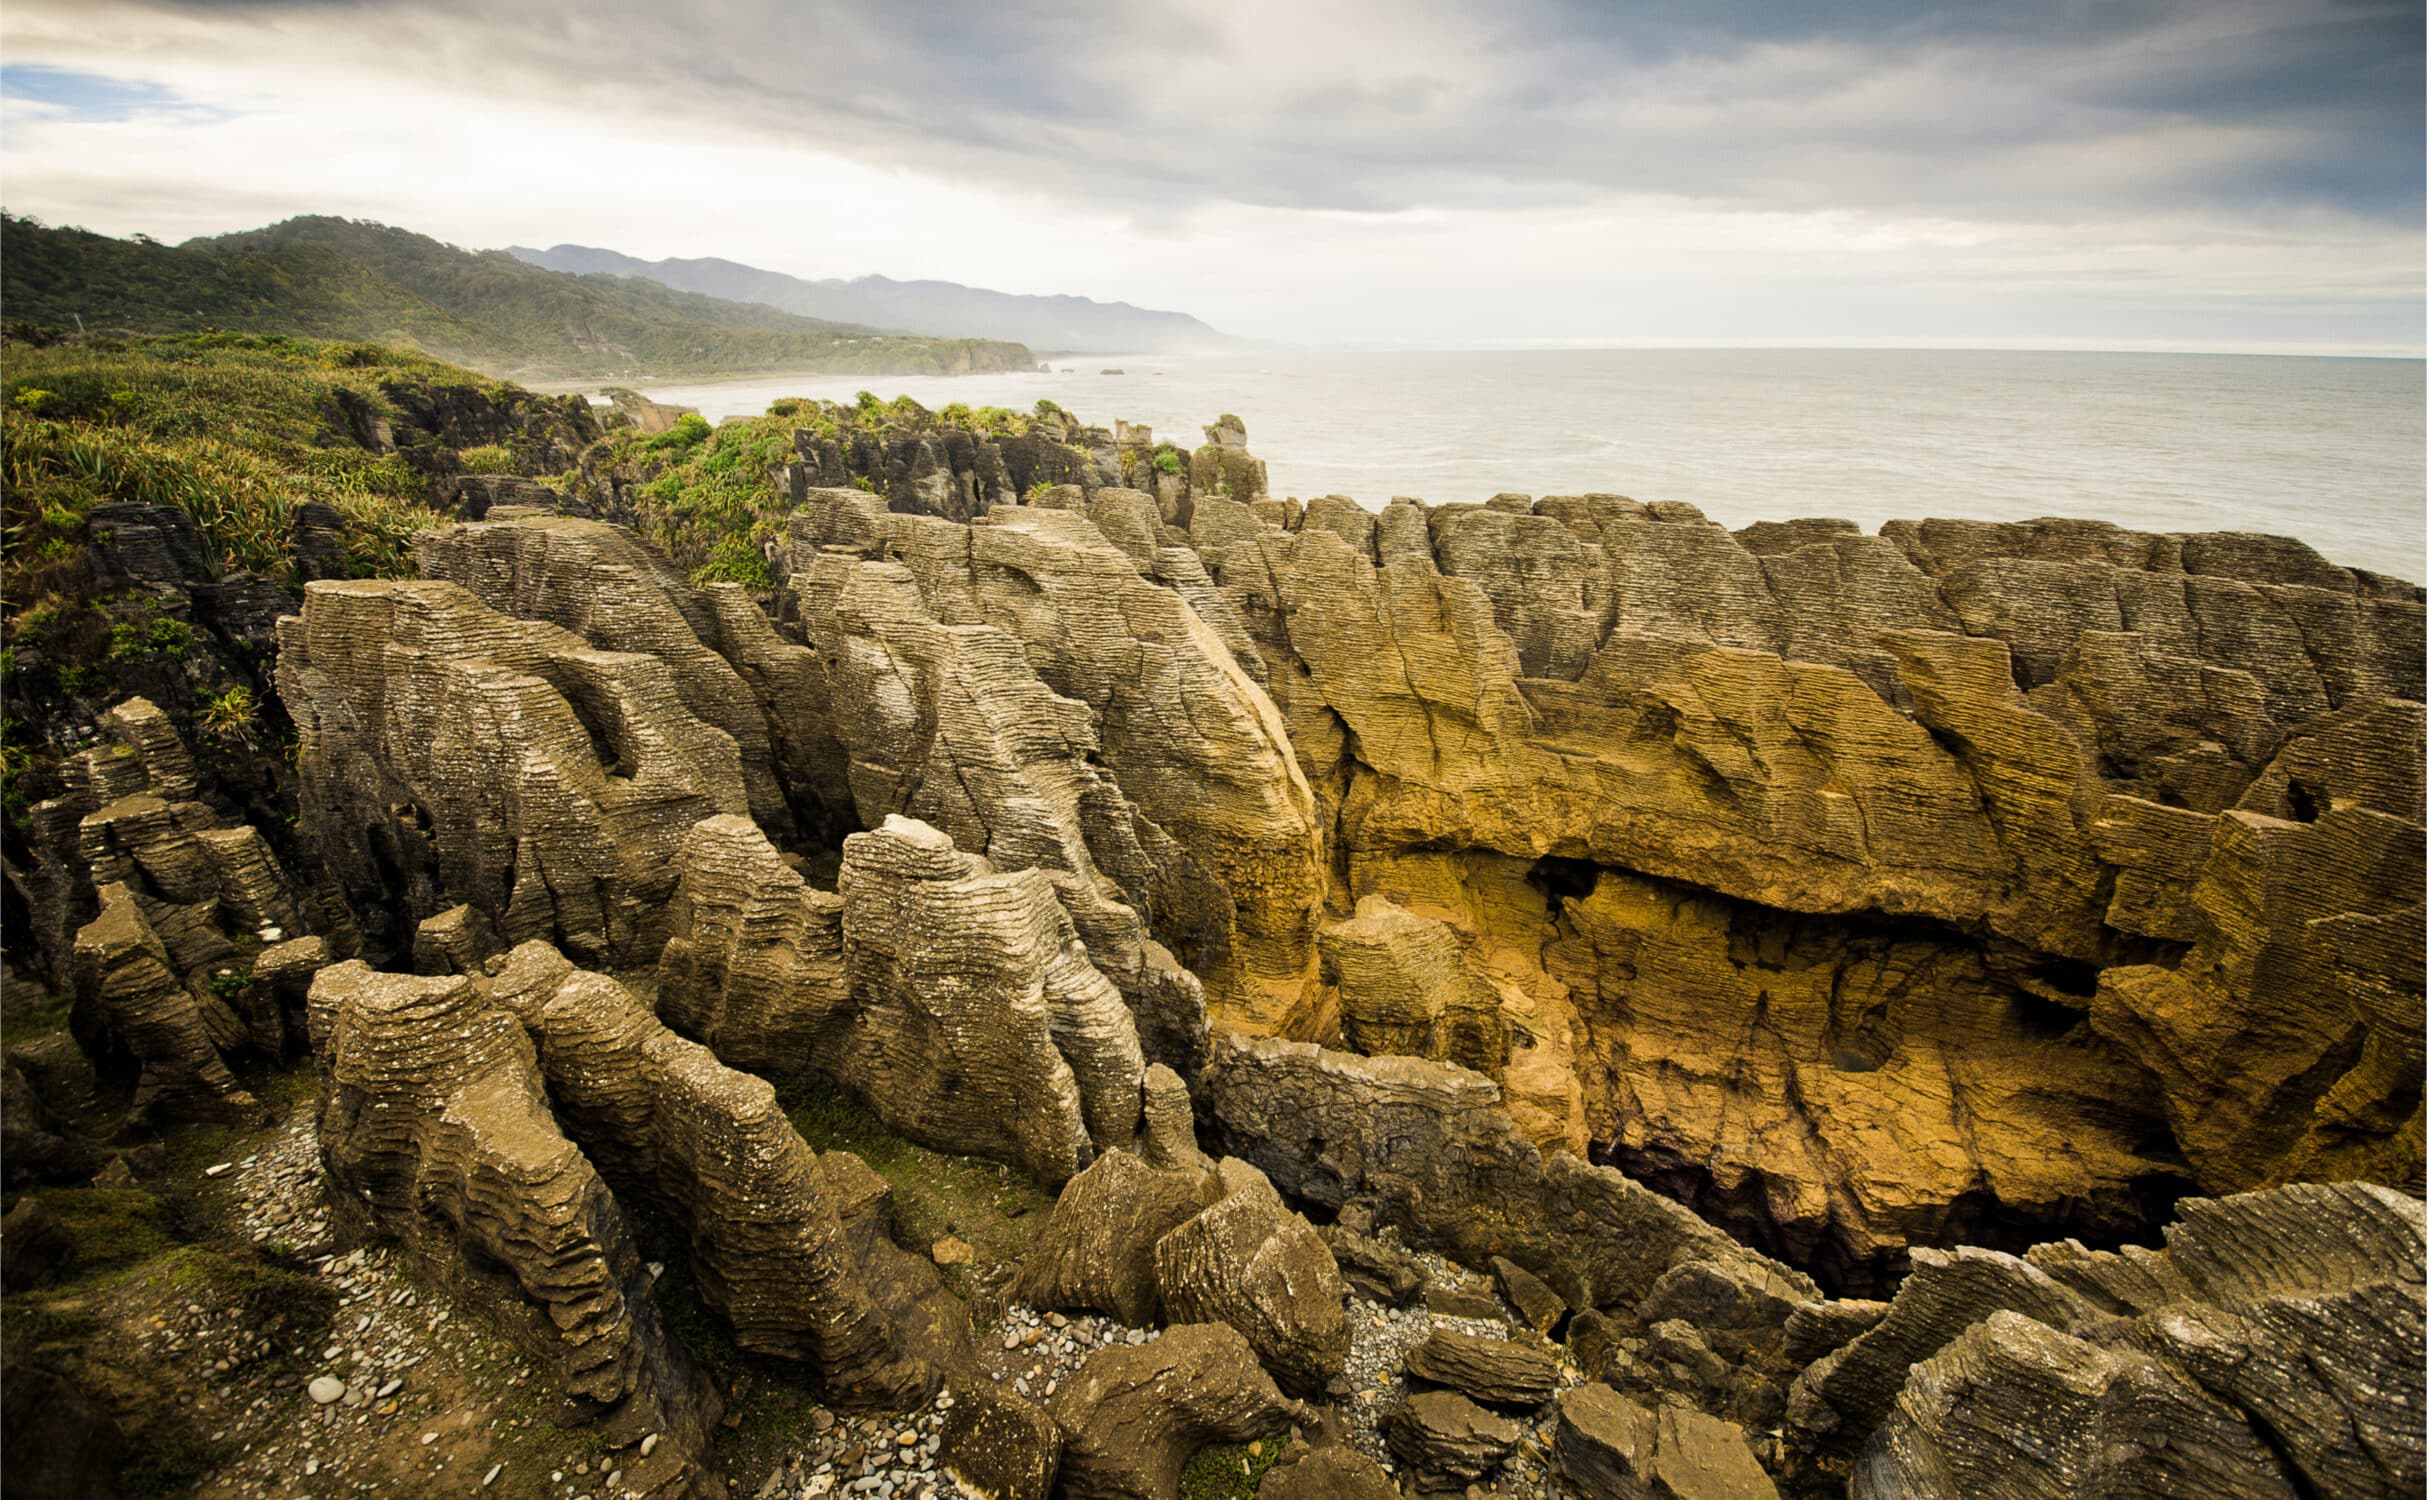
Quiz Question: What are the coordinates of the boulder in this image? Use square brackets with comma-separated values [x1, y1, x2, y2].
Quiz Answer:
[1404, 1328, 1561, 1408]
[1256, 1440, 1399, 1500]
[1384, 1389, 1523, 1486]
[1018, 1146, 1217, 1325]
[1048, 1322, 1310, 1500]
[1152, 1159, 1350, 1396]
[938, 1381, 1060, 1500]
[1494, 1254, 1569, 1335]
[1555, 1383, 1780, 1499]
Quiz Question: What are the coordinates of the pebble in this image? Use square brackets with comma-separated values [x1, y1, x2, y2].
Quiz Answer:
[485, 1462, 504, 1486]
[642, 1432, 660, 1457]
[307, 1377, 346, 1405]
[204, 1162, 235, 1178]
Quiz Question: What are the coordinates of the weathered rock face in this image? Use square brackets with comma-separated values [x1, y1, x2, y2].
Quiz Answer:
[30, 699, 331, 1122]
[1783, 1181, 2426, 1499]
[652, 812, 1156, 1186]
[479, 941, 930, 1404]
[654, 814, 850, 1076]
[1047, 1321, 1310, 1500]
[414, 518, 798, 837]
[779, 488, 1324, 1027]
[278, 579, 749, 966]
[834, 815, 1145, 1186]
[1152, 1158, 1350, 1397]
[283, 474, 2420, 1294]
[1174, 494, 2424, 1282]
[306, 961, 717, 1496]
[1199, 1034, 1818, 1320]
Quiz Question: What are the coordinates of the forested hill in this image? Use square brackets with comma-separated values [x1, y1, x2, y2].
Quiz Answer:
[1, 214, 1036, 380]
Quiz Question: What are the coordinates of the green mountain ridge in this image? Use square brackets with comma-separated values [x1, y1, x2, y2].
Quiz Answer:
[1, 214, 1037, 380]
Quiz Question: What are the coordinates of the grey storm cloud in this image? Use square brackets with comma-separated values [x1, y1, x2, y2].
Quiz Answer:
[53, 0, 2427, 224]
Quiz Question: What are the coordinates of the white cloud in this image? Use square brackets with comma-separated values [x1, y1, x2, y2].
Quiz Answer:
[1, 0, 2417, 353]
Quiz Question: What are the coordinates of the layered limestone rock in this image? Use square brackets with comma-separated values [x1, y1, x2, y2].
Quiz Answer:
[1199, 1034, 1818, 1321]
[479, 941, 929, 1403]
[307, 961, 717, 1496]
[654, 813, 1155, 1186]
[1784, 1180, 2425, 1498]
[834, 816, 1144, 1185]
[654, 815, 850, 1076]
[1177, 493, 2424, 1280]
[278, 579, 749, 966]
[1017, 1074, 1221, 1325]
[1151, 1158, 1350, 1397]
[1047, 1321, 1311, 1500]
[414, 518, 797, 836]
[777, 520, 1213, 1068]
[780, 487, 1324, 1027]
[32, 698, 329, 1122]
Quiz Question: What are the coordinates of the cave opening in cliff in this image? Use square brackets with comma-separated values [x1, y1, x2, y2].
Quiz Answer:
[1525, 855, 1600, 909]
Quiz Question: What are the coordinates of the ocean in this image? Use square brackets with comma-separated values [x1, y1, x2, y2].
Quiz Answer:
[634, 349, 2427, 579]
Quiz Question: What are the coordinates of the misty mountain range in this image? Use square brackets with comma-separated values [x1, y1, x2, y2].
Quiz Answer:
[507, 243, 1241, 355]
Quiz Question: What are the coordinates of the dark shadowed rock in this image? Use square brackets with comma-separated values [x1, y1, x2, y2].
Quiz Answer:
[1494, 1254, 1569, 1334]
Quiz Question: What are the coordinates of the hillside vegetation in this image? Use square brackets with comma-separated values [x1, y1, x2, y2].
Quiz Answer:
[2, 215, 1036, 381]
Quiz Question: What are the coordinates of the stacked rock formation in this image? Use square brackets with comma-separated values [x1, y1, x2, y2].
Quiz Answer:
[26, 698, 329, 1122]
[1172, 495, 2423, 1284]
[242, 445, 2423, 1495]
[307, 961, 718, 1496]
[476, 941, 933, 1403]
[780, 489, 1325, 1029]
[302, 494, 2424, 1292]
[277, 577, 749, 966]
[1802, 1181, 2424, 1498]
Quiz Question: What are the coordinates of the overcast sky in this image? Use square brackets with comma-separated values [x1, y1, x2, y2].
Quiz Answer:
[3, 0, 2420, 352]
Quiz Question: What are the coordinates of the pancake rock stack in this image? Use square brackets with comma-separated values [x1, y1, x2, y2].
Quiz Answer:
[25, 697, 332, 1123]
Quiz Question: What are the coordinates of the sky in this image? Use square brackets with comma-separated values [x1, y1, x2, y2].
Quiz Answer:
[2, 0, 2420, 353]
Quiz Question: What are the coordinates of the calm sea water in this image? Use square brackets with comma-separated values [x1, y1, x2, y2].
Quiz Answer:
[636, 350, 2427, 579]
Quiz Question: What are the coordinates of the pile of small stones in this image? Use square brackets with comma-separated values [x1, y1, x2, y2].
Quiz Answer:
[982, 1303, 1159, 1401]
[747, 1395, 950, 1500]
[747, 1305, 1161, 1500]
[227, 1114, 336, 1256]
[164, 1116, 594, 1497]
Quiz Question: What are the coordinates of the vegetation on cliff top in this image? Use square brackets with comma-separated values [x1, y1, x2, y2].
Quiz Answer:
[0, 332, 596, 840]
[577, 391, 1063, 588]
[4, 214, 1037, 381]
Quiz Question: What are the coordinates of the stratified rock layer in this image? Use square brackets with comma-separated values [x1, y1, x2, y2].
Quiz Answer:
[479, 941, 929, 1403]
[278, 579, 748, 966]
[307, 961, 716, 1496]
[1785, 1181, 2426, 1499]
